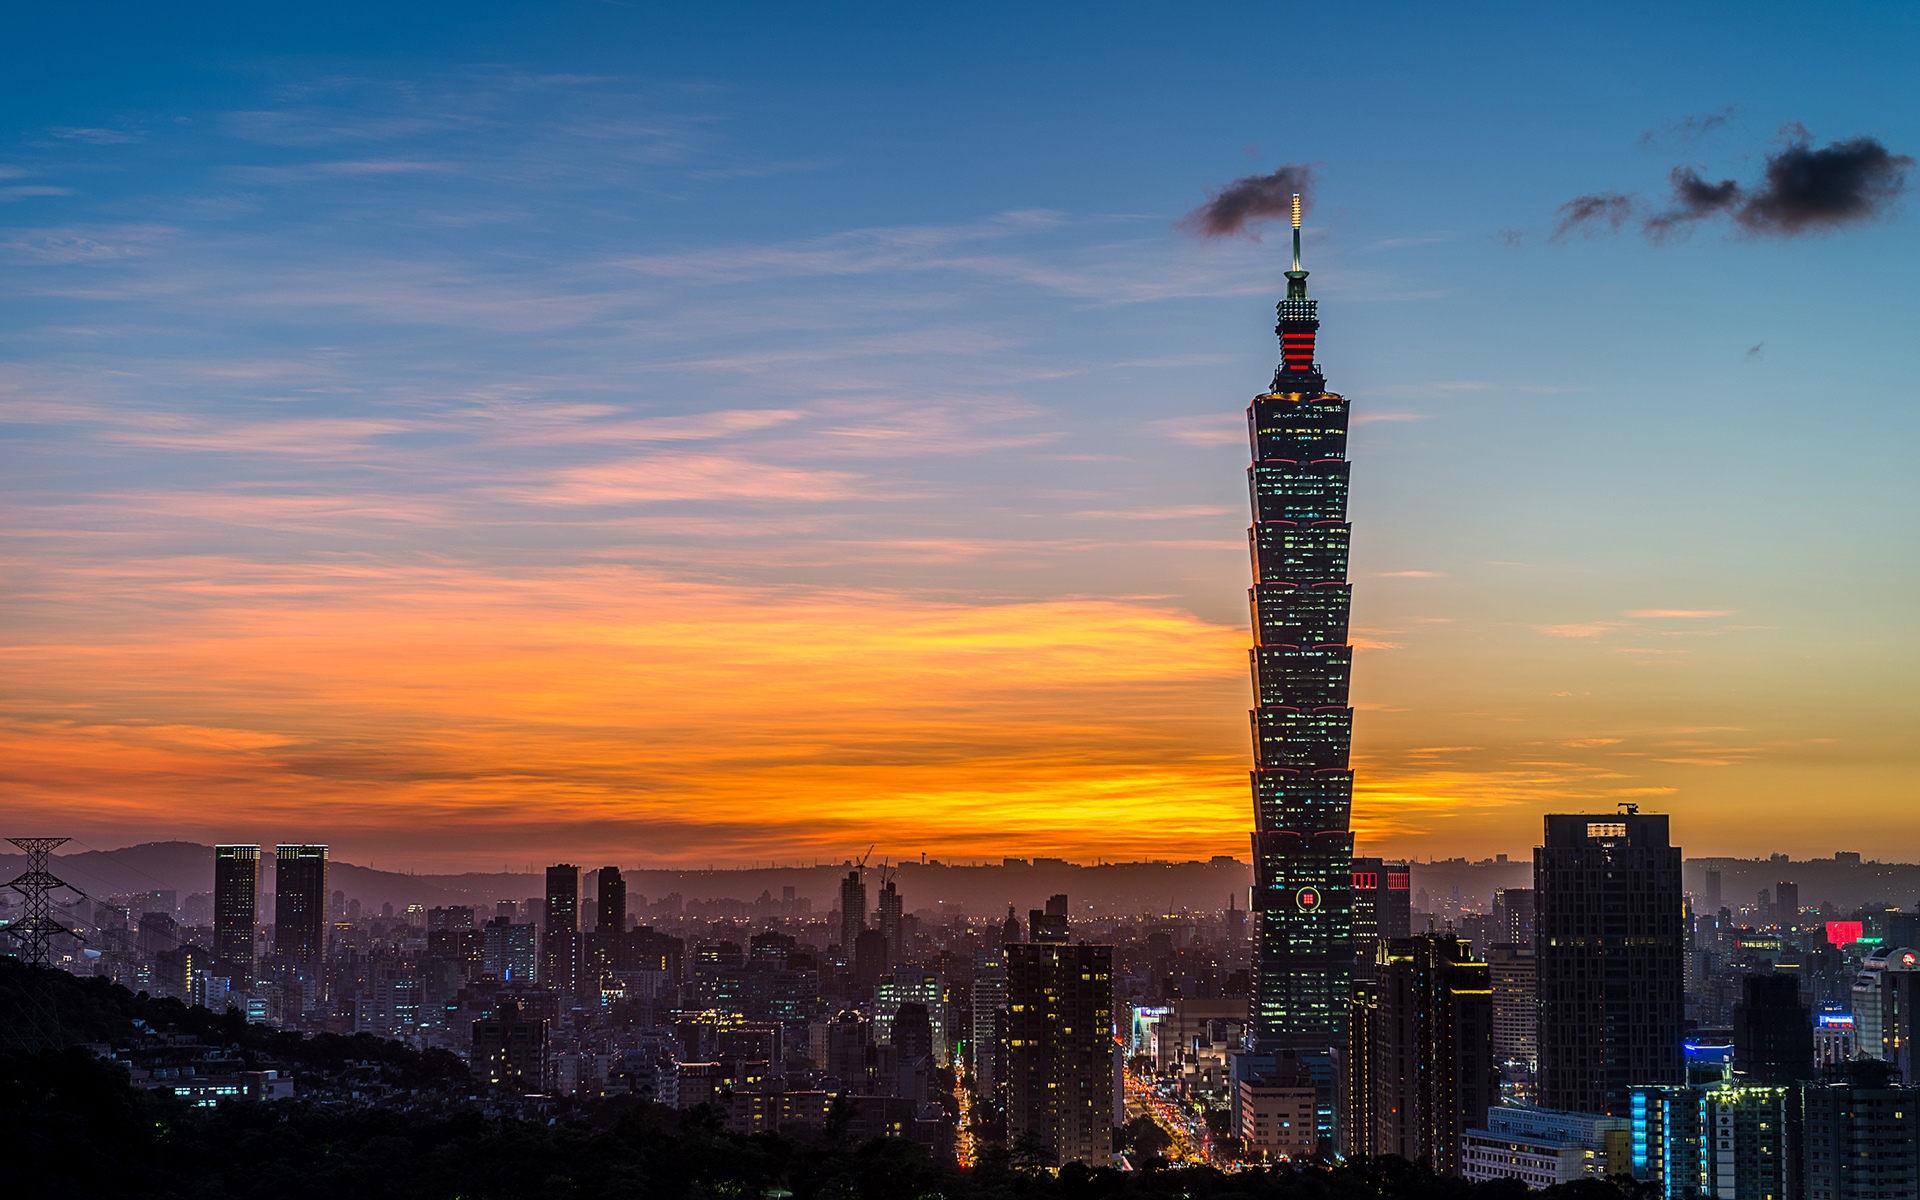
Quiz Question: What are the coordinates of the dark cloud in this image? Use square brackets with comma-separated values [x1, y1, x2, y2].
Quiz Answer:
[1552, 192, 1635, 240]
[1735, 136, 1913, 235]
[1560, 132, 1911, 244]
[1643, 167, 1741, 240]
[1680, 108, 1736, 140]
[1179, 165, 1314, 239]
[1639, 106, 1736, 149]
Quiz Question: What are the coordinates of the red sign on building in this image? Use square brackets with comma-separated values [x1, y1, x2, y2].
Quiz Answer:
[1826, 920, 1864, 948]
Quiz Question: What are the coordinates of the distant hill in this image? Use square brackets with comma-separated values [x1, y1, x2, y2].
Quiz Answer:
[2, 842, 1258, 915]
[1396, 855, 1920, 915]
[6, 842, 1915, 919]
[0, 842, 470, 910]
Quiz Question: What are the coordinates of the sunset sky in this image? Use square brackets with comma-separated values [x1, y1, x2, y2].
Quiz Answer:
[4, 3, 1917, 869]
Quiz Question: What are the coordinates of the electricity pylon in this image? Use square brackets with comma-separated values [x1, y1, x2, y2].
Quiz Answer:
[4, 837, 86, 967]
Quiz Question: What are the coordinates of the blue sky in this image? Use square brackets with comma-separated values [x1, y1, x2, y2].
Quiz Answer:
[3, 2, 1917, 866]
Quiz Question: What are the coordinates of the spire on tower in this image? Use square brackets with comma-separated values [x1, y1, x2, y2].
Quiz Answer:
[1273, 193, 1319, 385]
[1290, 193, 1303, 271]
[1285, 192, 1310, 300]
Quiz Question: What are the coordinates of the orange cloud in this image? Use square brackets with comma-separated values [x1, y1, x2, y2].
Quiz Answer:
[0, 558, 1259, 866]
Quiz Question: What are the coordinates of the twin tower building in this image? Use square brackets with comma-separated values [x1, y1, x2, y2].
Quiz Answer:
[1237, 202, 1686, 1153]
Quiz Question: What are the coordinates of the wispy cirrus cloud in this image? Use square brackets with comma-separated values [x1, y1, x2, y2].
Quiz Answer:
[532, 452, 868, 505]
[1625, 608, 1732, 618]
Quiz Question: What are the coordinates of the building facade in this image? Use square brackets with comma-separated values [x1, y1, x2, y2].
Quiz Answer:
[1731, 972, 1813, 1085]
[212, 843, 259, 982]
[1006, 941, 1115, 1167]
[1488, 944, 1538, 1077]
[1350, 857, 1411, 982]
[1850, 946, 1920, 1077]
[1243, 196, 1355, 1068]
[970, 944, 1008, 1093]
[1536, 812, 1685, 1116]
[1461, 1104, 1630, 1189]
[1801, 1061, 1920, 1200]
[543, 864, 580, 994]
[1240, 1071, 1319, 1159]
[838, 869, 866, 957]
[473, 1000, 551, 1090]
[1631, 1081, 1791, 1200]
[1346, 934, 1497, 1174]
[271, 844, 327, 965]
[1494, 888, 1536, 947]
[876, 877, 903, 962]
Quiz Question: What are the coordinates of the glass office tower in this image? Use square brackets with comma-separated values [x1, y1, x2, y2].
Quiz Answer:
[213, 843, 259, 982]
[272, 844, 328, 965]
[1245, 198, 1356, 1057]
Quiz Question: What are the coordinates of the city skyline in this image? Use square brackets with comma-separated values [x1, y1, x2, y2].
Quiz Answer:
[4, 4, 1919, 870]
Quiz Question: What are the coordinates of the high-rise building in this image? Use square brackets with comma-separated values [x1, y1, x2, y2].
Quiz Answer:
[1851, 946, 1920, 1077]
[876, 876, 903, 962]
[874, 967, 946, 1065]
[1006, 941, 1115, 1168]
[472, 1000, 550, 1090]
[543, 864, 580, 993]
[1889, 970, 1920, 1085]
[839, 869, 866, 956]
[1350, 857, 1411, 981]
[1631, 1081, 1791, 1200]
[1732, 972, 1813, 1084]
[585, 865, 627, 991]
[1704, 869, 1723, 914]
[1536, 812, 1684, 1116]
[853, 927, 889, 990]
[971, 944, 1008, 1094]
[1488, 944, 1538, 1075]
[1629, 1085, 1703, 1197]
[1243, 197, 1355, 1066]
[1800, 1059, 1920, 1200]
[212, 844, 259, 982]
[595, 865, 626, 935]
[1774, 880, 1799, 926]
[272, 844, 328, 965]
[137, 910, 180, 959]
[1493, 887, 1536, 947]
[1345, 934, 1497, 1173]
[1814, 1011, 1857, 1069]
[1029, 893, 1069, 944]
[483, 917, 538, 983]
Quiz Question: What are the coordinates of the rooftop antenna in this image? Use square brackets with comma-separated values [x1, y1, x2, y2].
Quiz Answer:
[1284, 192, 1311, 303]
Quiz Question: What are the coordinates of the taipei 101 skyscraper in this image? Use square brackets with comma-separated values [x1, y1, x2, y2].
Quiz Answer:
[1242, 197, 1355, 1086]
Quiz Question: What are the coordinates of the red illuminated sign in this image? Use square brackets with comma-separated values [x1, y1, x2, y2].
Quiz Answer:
[1826, 921, 1864, 947]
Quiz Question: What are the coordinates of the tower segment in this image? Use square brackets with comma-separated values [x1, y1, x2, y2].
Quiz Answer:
[1245, 197, 1355, 1057]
